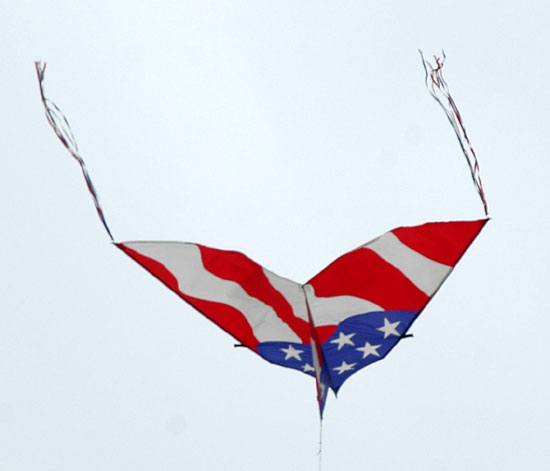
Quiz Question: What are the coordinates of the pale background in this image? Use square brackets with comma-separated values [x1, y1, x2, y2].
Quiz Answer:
[2, 1, 549, 470]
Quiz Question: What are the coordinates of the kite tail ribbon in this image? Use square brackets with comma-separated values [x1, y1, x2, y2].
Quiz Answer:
[419, 51, 489, 217]
[35, 61, 114, 241]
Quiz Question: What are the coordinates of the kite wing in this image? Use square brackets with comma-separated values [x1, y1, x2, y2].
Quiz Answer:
[117, 241, 320, 377]
[305, 219, 488, 393]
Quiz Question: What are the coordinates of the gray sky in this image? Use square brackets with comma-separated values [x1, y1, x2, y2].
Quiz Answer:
[2, 1, 549, 470]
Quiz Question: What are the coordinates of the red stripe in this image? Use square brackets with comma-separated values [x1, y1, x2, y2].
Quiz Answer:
[198, 245, 310, 343]
[316, 325, 338, 344]
[116, 243, 260, 350]
[117, 244, 179, 292]
[181, 295, 261, 350]
[392, 219, 487, 266]
[309, 248, 430, 311]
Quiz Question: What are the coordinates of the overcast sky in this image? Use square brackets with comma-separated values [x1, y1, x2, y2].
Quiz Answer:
[2, 1, 549, 470]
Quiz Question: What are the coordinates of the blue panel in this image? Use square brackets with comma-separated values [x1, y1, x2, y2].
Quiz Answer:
[322, 310, 418, 389]
[257, 342, 315, 377]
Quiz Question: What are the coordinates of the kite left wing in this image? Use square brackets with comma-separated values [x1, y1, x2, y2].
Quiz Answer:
[117, 241, 318, 377]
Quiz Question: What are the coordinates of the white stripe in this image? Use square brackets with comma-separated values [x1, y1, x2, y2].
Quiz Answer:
[124, 242, 301, 343]
[262, 269, 309, 323]
[303, 284, 383, 327]
[363, 232, 452, 296]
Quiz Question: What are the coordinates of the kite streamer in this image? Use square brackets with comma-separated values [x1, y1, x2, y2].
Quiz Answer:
[420, 51, 489, 216]
[35, 61, 114, 241]
[36, 57, 488, 426]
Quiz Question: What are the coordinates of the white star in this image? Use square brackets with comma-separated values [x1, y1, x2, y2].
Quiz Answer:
[377, 318, 401, 339]
[330, 331, 356, 350]
[281, 344, 304, 361]
[356, 341, 382, 359]
[333, 361, 357, 375]
[302, 363, 315, 372]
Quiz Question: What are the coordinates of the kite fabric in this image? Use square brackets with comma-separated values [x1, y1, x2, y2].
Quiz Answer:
[36, 55, 488, 419]
[117, 220, 486, 416]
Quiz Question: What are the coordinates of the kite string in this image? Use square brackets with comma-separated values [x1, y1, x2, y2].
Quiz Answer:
[35, 61, 114, 241]
[419, 51, 489, 217]
[318, 417, 323, 471]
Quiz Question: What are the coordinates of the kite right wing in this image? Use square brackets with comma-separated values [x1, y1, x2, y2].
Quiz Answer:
[305, 219, 488, 394]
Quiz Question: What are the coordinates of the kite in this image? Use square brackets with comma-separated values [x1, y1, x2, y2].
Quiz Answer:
[35, 53, 488, 419]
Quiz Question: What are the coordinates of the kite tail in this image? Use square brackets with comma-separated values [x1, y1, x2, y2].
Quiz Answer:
[35, 61, 114, 241]
[419, 51, 489, 217]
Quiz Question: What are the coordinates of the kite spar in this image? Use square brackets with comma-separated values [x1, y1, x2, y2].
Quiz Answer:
[36, 55, 488, 421]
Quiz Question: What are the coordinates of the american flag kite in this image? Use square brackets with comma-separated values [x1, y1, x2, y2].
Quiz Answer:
[36, 53, 488, 418]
